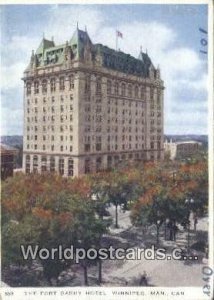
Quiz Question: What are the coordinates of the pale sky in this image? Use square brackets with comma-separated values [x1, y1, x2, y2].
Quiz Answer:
[0, 4, 208, 135]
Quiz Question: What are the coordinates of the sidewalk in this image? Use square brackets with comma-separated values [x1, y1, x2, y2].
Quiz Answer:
[101, 208, 208, 287]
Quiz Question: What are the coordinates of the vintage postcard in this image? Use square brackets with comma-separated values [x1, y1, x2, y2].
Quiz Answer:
[0, 0, 213, 300]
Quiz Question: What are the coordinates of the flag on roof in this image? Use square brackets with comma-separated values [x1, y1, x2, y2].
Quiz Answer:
[116, 30, 123, 38]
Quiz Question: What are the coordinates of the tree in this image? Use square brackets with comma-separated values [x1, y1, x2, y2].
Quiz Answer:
[2, 173, 109, 286]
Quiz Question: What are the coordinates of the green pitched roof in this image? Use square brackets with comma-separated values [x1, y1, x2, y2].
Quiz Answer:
[94, 44, 152, 77]
[70, 28, 92, 59]
[36, 38, 55, 55]
[32, 29, 154, 78]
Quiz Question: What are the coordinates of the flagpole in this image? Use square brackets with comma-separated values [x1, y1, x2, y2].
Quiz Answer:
[116, 30, 118, 51]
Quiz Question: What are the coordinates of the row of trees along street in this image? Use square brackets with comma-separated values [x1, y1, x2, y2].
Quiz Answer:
[1, 158, 208, 286]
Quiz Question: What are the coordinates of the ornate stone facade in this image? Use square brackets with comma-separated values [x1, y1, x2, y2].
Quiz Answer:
[22, 28, 164, 176]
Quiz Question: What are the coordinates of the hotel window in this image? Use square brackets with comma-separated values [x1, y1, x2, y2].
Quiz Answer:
[85, 159, 90, 174]
[34, 81, 39, 94]
[135, 85, 139, 98]
[85, 144, 90, 152]
[114, 82, 119, 95]
[59, 77, 65, 91]
[96, 157, 102, 172]
[41, 156, 47, 173]
[96, 143, 102, 151]
[68, 159, 74, 176]
[107, 156, 112, 168]
[50, 78, 56, 92]
[70, 146, 73, 152]
[42, 79, 47, 94]
[141, 87, 145, 99]
[26, 82, 31, 95]
[32, 155, 38, 173]
[85, 75, 90, 92]
[26, 155, 31, 174]
[59, 158, 64, 175]
[121, 83, 126, 96]
[107, 80, 112, 94]
[69, 75, 74, 89]
[157, 90, 161, 107]
[128, 84, 132, 97]
[150, 87, 154, 100]
[96, 77, 101, 93]
[50, 157, 55, 172]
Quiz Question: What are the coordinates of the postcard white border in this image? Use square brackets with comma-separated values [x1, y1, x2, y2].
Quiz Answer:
[0, 1, 213, 300]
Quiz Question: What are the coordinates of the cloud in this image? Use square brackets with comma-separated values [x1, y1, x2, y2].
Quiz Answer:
[1, 62, 26, 90]
[1, 107, 23, 135]
[44, 6, 105, 44]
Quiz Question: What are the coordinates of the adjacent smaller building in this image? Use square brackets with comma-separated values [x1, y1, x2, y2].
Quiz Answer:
[164, 140, 201, 160]
[0, 144, 18, 180]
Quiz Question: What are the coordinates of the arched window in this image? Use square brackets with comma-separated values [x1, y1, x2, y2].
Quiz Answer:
[140, 86, 145, 99]
[34, 81, 39, 94]
[25, 155, 31, 174]
[157, 89, 161, 107]
[121, 83, 126, 96]
[42, 79, 47, 94]
[107, 80, 112, 94]
[150, 87, 154, 100]
[33, 155, 38, 173]
[128, 84, 132, 97]
[41, 156, 47, 173]
[50, 78, 56, 92]
[26, 82, 31, 95]
[59, 158, 64, 175]
[59, 77, 65, 91]
[84, 159, 90, 174]
[84, 75, 90, 92]
[96, 77, 101, 93]
[68, 158, 74, 176]
[69, 74, 74, 90]
[50, 157, 55, 172]
[114, 82, 119, 95]
[135, 85, 139, 98]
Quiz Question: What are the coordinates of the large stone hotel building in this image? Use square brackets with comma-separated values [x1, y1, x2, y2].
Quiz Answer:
[22, 28, 164, 176]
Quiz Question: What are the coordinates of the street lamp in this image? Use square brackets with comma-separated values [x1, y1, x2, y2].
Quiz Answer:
[185, 198, 195, 253]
